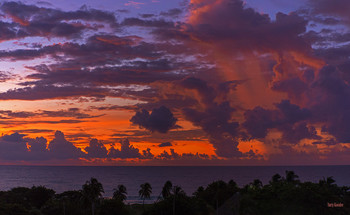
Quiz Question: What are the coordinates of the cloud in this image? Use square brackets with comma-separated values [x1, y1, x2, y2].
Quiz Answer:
[85, 139, 108, 158]
[0, 133, 29, 160]
[122, 18, 174, 28]
[142, 148, 154, 159]
[48, 131, 84, 159]
[179, 77, 242, 158]
[0, 133, 48, 161]
[108, 139, 142, 158]
[152, 0, 310, 55]
[158, 142, 172, 147]
[0, 1, 118, 39]
[12, 129, 54, 134]
[130, 106, 179, 133]
[160, 8, 183, 18]
[308, 0, 350, 25]
[243, 100, 317, 143]
[155, 148, 212, 160]
[0, 119, 86, 127]
[0, 0, 348, 164]
[0, 85, 108, 101]
[124, 1, 145, 9]
[0, 108, 102, 119]
[0, 131, 213, 163]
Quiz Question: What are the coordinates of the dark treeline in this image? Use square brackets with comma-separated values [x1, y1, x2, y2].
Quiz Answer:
[0, 171, 349, 215]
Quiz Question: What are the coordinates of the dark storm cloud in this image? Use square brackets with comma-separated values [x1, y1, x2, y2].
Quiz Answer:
[243, 107, 278, 139]
[280, 122, 320, 144]
[179, 77, 242, 158]
[158, 142, 172, 147]
[243, 100, 317, 143]
[130, 106, 179, 133]
[309, 66, 350, 143]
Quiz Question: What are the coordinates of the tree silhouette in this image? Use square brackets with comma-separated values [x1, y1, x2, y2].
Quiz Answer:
[113, 185, 127, 202]
[139, 182, 152, 208]
[251, 179, 263, 190]
[286, 171, 300, 184]
[82, 178, 104, 215]
[270, 173, 282, 184]
[172, 185, 186, 215]
[161, 181, 173, 199]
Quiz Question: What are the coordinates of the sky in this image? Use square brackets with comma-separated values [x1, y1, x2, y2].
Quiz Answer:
[0, 0, 349, 165]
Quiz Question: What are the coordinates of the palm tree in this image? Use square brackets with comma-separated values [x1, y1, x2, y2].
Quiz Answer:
[270, 173, 282, 184]
[139, 182, 152, 208]
[82, 177, 104, 215]
[161, 181, 172, 199]
[113, 184, 127, 202]
[172, 185, 185, 215]
[319, 176, 336, 186]
[286, 171, 299, 183]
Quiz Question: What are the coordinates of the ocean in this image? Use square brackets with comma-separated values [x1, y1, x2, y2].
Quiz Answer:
[0, 165, 349, 203]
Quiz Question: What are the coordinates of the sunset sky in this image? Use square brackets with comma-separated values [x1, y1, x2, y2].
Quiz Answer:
[0, 0, 349, 165]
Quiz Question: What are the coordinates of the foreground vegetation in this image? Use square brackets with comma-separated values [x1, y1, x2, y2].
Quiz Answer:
[0, 171, 349, 215]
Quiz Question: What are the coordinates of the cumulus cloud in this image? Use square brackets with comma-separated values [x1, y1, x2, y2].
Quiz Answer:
[85, 139, 108, 158]
[130, 106, 179, 133]
[108, 139, 142, 158]
[155, 148, 212, 160]
[0, 131, 83, 161]
[48, 131, 84, 159]
[0, 133, 31, 160]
